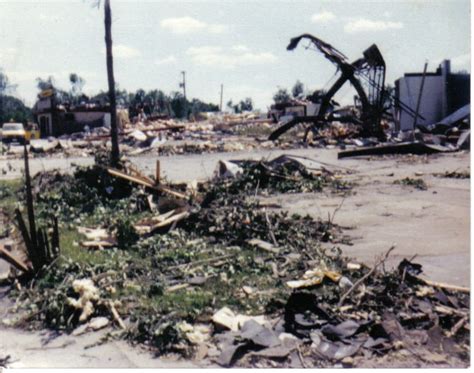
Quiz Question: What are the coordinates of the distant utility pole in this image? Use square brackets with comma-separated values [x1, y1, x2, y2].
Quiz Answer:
[179, 71, 187, 118]
[220, 84, 223, 112]
[180, 71, 186, 99]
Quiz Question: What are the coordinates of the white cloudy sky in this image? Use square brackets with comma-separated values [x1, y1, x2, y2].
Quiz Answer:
[0, 0, 470, 110]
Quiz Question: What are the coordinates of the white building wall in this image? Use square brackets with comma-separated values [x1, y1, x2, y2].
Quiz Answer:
[73, 111, 107, 123]
[398, 76, 445, 131]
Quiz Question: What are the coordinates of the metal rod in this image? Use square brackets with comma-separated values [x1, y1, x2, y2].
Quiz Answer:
[412, 61, 429, 139]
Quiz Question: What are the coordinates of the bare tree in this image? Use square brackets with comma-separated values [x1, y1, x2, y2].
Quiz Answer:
[103, 0, 120, 166]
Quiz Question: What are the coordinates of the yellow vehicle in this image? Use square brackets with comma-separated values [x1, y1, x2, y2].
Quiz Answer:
[25, 123, 41, 142]
[1, 122, 40, 144]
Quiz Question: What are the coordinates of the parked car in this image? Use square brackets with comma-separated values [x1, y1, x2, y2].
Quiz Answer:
[1, 122, 40, 144]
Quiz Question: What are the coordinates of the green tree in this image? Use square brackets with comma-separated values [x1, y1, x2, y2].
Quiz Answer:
[169, 91, 186, 118]
[0, 70, 32, 124]
[0, 96, 32, 124]
[36, 76, 55, 92]
[273, 87, 291, 104]
[239, 97, 253, 112]
[36, 76, 72, 103]
[292, 80, 304, 98]
[69, 73, 86, 104]
[231, 98, 253, 113]
[0, 69, 16, 95]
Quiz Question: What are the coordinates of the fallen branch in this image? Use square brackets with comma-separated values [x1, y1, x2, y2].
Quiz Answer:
[417, 279, 470, 294]
[447, 316, 468, 338]
[264, 210, 278, 247]
[108, 301, 126, 330]
[338, 245, 395, 307]
[107, 167, 187, 199]
[134, 209, 190, 235]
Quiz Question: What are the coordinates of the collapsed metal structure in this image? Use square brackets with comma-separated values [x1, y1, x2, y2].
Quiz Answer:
[269, 34, 388, 141]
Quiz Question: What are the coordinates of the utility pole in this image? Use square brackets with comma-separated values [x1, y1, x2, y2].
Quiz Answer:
[179, 71, 187, 119]
[180, 71, 187, 99]
[220, 84, 223, 112]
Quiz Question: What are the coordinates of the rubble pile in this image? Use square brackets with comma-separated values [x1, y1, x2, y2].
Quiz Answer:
[433, 170, 470, 179]
[212, 155, 352, 196]
[0, 152, 469, 368]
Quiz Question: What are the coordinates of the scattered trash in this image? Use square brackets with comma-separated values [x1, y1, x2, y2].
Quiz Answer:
[433, 170, 470, 179]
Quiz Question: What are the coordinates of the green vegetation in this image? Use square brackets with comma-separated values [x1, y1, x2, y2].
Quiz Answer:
[394, 177, 428, 190]
[4, 154, 348, 354]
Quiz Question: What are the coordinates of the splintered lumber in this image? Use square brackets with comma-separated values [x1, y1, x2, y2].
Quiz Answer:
[127, 164, 156, 185]
[134, 209, 190, 235]
[0, 245, 30, 273]
[80, 240, 116, 249]
[107, 167, 186, 199]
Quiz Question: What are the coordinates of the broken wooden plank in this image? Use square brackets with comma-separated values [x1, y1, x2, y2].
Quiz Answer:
[247, 238, 280, 254]
[166, 283, 190, 293]
[77, 227, 110, 241]
[80, 240, 116, 249]
[145, 210, 190, 233]
[134, 209, 182, 234]
[0, 245, 30, 273]
[107, 167, 187, 199]
[127, 164, 156, 185]
[418, 278, 470, 294]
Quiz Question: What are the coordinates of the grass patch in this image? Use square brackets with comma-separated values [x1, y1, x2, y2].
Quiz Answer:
[0, 179, 22, 214]
[394, 177, 428, 190]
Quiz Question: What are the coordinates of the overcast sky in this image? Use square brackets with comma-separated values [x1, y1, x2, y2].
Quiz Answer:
[0, 0, 470, 110]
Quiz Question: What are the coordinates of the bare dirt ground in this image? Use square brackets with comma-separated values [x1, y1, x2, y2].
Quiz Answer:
[0, 147, 470, 368]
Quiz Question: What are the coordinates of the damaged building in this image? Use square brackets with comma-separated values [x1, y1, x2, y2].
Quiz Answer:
[33, 92, 112, 137]
[394, 60, 470, 132]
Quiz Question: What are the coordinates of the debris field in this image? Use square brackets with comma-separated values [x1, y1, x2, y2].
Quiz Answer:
[0, 142, 470, 368]
[0, 29, 470, 370]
